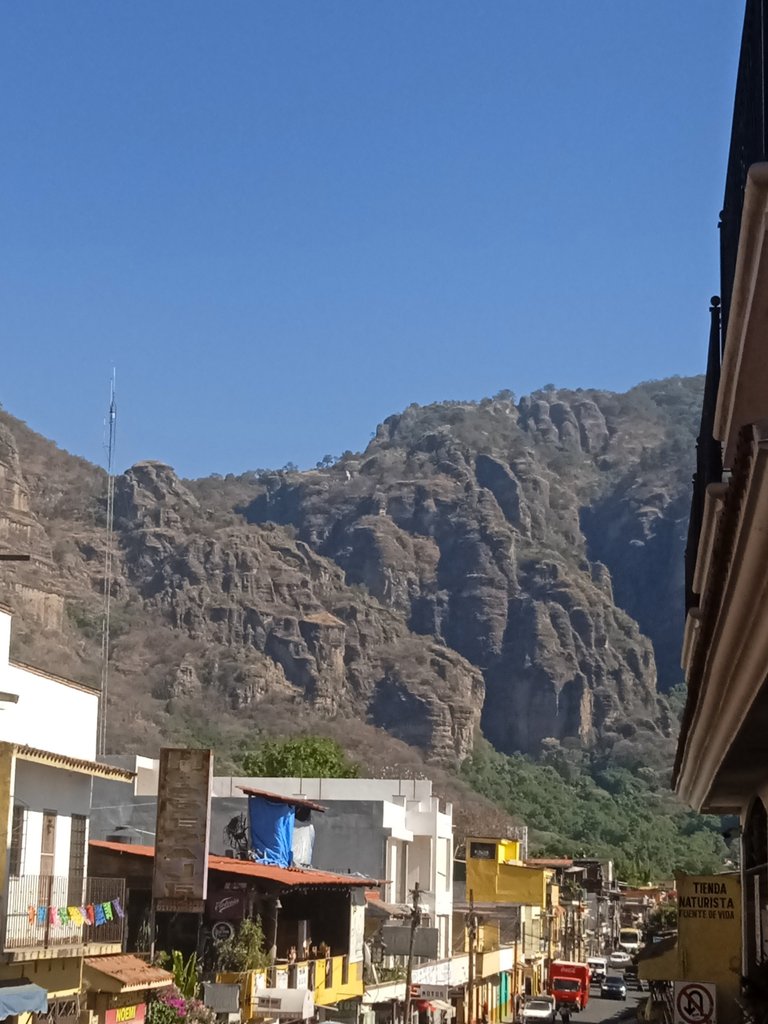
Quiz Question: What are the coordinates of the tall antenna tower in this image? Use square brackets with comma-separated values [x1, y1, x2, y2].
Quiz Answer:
[98, 371, 117, 756]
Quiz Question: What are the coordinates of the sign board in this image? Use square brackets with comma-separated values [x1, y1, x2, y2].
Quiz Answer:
[210, 890, 247, 920]
[411, 986, 449, 1001]
[153, 748, 213, 912]
[381, 925, 439, 959]
[673, 982, 717, 1024]
[469, 842, 496, 860]
[675, 874, 741, 1002]
[211, 921, 236, 943]
[105, 1006, 146, 1024]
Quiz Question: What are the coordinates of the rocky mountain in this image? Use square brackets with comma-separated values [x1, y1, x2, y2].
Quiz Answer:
[0, 376, 701, 772]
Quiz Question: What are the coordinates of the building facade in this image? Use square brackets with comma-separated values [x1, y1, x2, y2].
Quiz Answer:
[0, 604, 135, 1024]
[676, 0, 768, 1012]
[90, 770, 455, 961]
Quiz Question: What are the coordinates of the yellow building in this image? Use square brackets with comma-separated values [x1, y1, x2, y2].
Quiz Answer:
[466, 838, 552, 909]
[463, 838, 559, 1006]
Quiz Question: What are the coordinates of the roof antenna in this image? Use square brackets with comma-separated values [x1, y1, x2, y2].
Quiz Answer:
[98, 369, 117, 756]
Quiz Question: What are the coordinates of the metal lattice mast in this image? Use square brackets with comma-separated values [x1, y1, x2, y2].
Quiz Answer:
[98, 371, 117, 756]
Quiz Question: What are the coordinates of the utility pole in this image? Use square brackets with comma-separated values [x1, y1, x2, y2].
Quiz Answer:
[403, 882, 422, 1024]
[466, 890, 478, 1024]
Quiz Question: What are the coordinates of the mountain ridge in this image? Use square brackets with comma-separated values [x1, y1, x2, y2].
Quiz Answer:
[0, 375, 700, 773]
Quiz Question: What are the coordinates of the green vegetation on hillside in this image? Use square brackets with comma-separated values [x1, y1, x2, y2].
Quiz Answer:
[461, 740, 729, 883]
[240, 736, 361, 779]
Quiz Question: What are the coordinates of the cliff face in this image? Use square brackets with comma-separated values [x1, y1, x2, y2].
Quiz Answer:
[0, 376, 700, 764]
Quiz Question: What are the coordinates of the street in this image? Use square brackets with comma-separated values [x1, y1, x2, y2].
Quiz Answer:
[577, 986, 643, 1024]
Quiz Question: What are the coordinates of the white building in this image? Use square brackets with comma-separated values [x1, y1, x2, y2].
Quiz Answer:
[0, 604, 134, 1021]
[91, 767, 455, 960]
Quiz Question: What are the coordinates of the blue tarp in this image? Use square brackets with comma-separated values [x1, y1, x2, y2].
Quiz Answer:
[0, 984, 48, 1020]
[248, 795, 295, 867]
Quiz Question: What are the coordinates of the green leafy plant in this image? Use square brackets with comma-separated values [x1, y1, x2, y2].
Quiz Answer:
[214, 918, 270, 973]
[171, 950, 200, 1000]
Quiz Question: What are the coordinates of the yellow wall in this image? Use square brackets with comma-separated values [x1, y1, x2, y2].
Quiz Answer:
[0, 956, 84, 997]
[466, 838, 549, 907]
[220, 955, 364, 1014]
[314, 955, 363, 1005]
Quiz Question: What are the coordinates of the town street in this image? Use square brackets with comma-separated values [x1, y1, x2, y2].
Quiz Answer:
[577, 986, 644, 1024]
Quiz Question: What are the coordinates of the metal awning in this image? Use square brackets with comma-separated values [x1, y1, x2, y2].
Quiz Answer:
[0, 983, 48, 1020]
[252, 988, 314, 1019]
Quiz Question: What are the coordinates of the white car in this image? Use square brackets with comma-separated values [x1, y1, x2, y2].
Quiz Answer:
[608, 950, 632, 968]
[521, 998, 556, 1024]
[587, 957, 607, 983]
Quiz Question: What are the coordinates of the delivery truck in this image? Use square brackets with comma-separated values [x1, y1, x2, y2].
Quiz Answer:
[548, 961, 591, 1012]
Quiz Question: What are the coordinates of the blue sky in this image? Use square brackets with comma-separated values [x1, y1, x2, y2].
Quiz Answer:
[0, 2, 744, 477]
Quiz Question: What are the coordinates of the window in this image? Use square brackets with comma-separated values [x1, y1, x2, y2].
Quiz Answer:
[9, 805, 25, 876]
[40, 811, 57, 876]
[67, 814, 87, 904]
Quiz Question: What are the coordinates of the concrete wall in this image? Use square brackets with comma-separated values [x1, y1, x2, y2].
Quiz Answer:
[0, 609, 99, 760]
[211, 776, 438, 804]
[12, 760, 93, 876]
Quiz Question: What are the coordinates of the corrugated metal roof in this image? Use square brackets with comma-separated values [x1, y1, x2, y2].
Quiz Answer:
[238, 787, 326, 812]
[89, 840, 377, 887]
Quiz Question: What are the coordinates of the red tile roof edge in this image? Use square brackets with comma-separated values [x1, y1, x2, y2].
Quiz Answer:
[89, 840, 377, 887]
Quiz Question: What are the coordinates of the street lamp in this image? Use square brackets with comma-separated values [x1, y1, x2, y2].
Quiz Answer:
[270, 897, 282, 966]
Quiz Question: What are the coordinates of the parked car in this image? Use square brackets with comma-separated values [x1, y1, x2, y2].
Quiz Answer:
[608, 950, 632, 969]
[600, 976, 627, 1001]
[522, 998, 556, 1024]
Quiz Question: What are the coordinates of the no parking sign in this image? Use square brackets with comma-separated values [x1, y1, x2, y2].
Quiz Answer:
[673, 982, 717, 1024]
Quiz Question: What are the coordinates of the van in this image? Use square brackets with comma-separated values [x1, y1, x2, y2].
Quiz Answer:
[586, 958, 607, 984]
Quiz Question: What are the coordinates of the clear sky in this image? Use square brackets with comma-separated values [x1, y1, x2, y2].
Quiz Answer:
[0, 2, 744, 478]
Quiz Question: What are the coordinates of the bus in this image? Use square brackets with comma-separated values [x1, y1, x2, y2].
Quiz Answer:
[618, 927, 642, 954]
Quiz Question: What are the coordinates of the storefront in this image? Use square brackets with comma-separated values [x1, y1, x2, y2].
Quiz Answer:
[84, 954, 172, 1024]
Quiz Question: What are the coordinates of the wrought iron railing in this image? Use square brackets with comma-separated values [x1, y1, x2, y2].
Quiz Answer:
[685, 298, 723, 612]
[4, 875, 125, 951]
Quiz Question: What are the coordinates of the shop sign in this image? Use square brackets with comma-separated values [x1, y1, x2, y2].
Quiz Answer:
[105, 1005, 146, 1024]
[411, 986, 448, 1001]
[210, 891, 246, 920]
[211, 921, 236, 942]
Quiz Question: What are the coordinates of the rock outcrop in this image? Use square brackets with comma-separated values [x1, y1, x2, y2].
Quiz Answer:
[0, 377, 700, 763]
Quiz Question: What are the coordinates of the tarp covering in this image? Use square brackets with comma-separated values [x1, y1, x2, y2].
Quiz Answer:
[292, 819, 315, 868]
[0, 983, 48, 1019]
[248, 795, 295, 867]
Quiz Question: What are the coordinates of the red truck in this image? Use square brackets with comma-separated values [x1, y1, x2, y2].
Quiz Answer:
[548, 961, 590, 1013]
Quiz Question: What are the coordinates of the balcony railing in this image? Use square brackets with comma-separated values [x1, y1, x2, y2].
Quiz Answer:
[5, 875, 125, 952]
